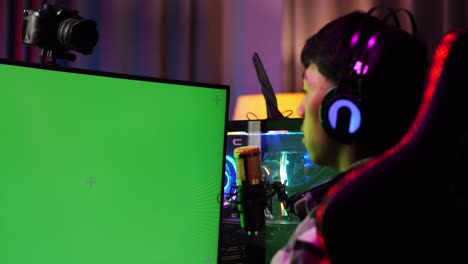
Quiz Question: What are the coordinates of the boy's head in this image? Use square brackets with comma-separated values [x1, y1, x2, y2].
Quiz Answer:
[297, 9, 428, 170]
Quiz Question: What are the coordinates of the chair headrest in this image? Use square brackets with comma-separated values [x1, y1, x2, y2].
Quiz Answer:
[315, 27, 468, 262]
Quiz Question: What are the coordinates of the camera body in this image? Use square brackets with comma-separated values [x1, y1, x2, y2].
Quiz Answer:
[22, 4, 98, 61]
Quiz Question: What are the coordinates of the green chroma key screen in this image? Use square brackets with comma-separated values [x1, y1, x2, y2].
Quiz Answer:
[0, 59, 229, 264]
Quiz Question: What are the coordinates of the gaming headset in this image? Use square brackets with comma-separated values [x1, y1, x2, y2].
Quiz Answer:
[319, 7, 416, 144]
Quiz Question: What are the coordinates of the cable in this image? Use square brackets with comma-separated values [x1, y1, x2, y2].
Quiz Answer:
[367, 6, 400, 29]
[282, 110, 294, 118]
[393, 8, 418, 34]
[246, 112, 260, 120]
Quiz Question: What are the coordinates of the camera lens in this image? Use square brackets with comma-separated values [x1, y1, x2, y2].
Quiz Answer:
[57, 18, 98, 54]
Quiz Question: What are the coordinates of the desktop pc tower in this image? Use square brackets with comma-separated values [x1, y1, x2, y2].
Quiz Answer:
[220, 118, 337, 263]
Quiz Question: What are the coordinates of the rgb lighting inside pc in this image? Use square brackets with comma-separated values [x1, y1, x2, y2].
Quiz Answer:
[223, 120, 337, 221]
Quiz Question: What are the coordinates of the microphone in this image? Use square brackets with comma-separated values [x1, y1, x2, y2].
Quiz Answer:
[233, 146, 267, 235]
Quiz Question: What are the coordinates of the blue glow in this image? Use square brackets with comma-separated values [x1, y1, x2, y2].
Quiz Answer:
[266, 131, 303, 135]
[224, 155, 237, 191]
[234, 131, 304, 136]
[303, 152, 314, 167]
[279, 154, 289, 185]
[328, 99, 362, 133]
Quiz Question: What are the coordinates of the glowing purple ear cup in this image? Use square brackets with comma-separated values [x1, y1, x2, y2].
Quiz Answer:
[328, 99, 362, 134]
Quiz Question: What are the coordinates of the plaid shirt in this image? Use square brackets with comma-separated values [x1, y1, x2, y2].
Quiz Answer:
[270, 212, 327, 264]
[271, 159, 371, 264]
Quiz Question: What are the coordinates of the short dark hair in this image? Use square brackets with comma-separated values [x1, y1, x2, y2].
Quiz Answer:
[301, 10, 428, 156]
[301, 11, 368, 83]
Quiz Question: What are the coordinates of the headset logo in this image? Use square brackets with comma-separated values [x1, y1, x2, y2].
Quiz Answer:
[328, 99, 362, 133]
[353, 61, 369, 75]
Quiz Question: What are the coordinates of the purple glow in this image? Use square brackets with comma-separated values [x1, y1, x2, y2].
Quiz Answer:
[367, 34, 377, 48]
[351, 32, 359, 47]
[328, 99, 362, 133]
[354, 61, 363, 74]
[363, 65, 369, 75]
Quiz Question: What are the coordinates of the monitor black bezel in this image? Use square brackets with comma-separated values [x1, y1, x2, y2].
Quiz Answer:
[0, 58, 230, 92]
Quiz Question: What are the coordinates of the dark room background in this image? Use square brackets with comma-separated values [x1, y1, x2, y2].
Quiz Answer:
[1, 0, 468, 119]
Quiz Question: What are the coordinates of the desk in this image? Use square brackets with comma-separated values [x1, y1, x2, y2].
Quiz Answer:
[220, 218, 299, 263]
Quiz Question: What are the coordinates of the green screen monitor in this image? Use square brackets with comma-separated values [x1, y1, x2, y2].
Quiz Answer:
[0, 58, 229, 264]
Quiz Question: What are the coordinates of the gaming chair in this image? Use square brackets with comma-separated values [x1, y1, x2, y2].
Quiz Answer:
[315, 28, 468, 263]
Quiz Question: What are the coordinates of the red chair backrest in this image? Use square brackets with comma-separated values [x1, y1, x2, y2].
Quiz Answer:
[316, 28, 468, 263]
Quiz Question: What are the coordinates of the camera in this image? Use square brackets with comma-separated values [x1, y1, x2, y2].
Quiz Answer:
[22, 3, 99, 62]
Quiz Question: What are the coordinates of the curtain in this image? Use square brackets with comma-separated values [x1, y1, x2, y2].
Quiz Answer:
[0, 0, 223, 81]
[1, 0, 468, 119]
[283, 0, 468, 92]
